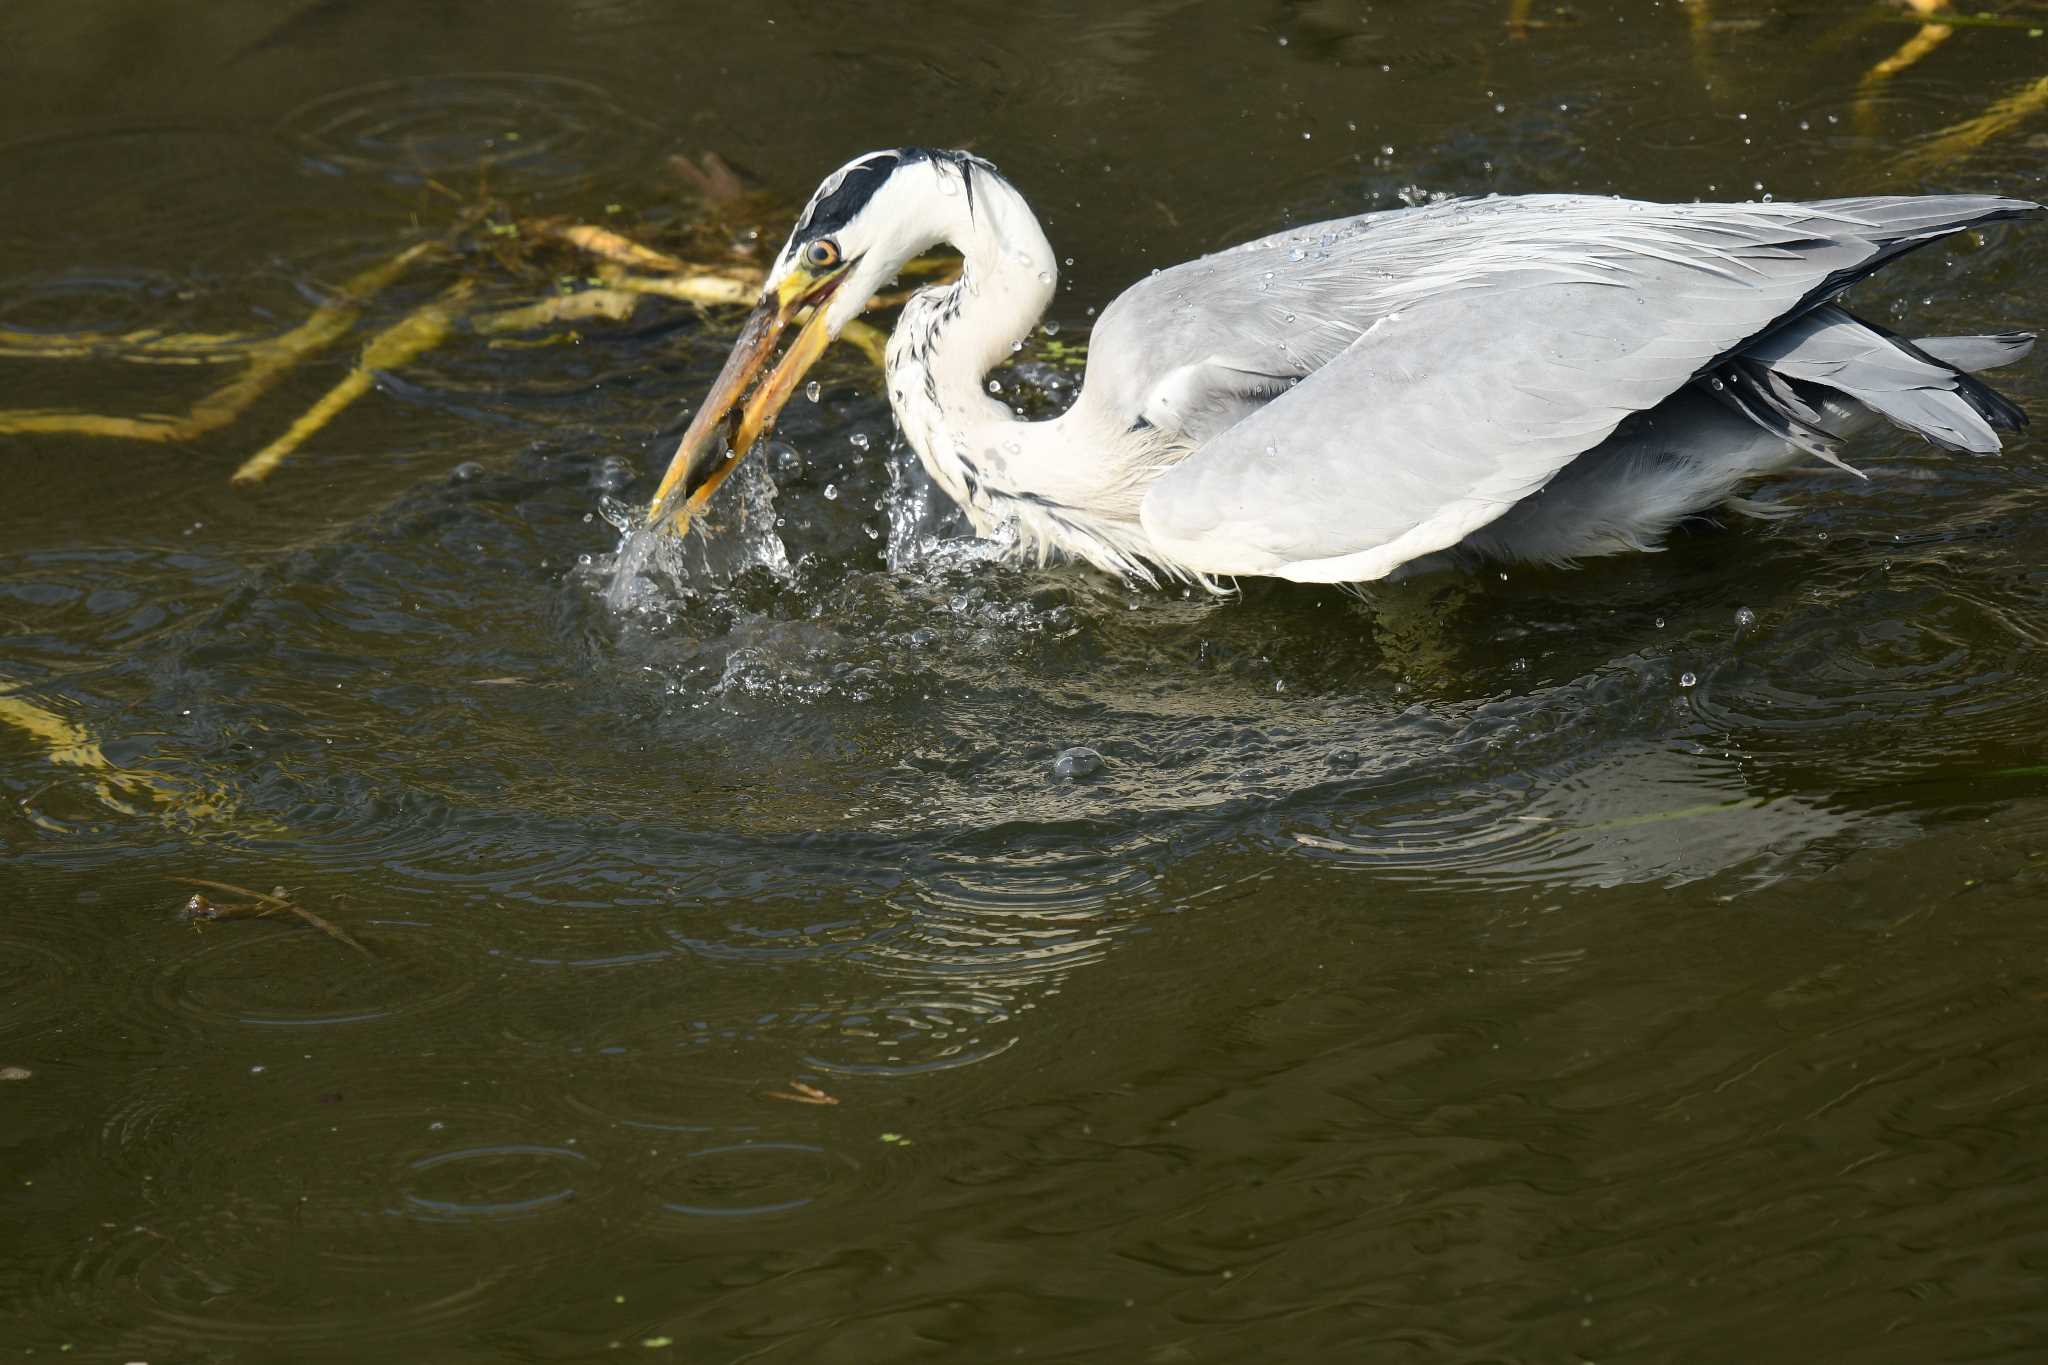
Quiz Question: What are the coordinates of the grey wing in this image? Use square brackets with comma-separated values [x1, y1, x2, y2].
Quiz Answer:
[1125, 194, 2035, 583]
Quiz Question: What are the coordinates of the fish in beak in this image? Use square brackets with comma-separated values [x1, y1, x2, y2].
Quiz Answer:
[643, 265, 850, 531]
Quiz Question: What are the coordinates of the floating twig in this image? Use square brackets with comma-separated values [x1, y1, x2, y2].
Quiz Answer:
[538, 220, 702, 276]
[762, 1079, 839, 1105]
[177, 877, 371, 958]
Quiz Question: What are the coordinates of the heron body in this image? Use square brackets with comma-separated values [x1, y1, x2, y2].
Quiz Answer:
[645, 148, 2037, 587]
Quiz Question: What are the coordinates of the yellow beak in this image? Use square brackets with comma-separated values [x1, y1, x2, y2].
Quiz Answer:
[644, 270, 847, 531]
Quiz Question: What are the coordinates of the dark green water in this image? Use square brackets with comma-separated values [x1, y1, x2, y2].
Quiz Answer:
[5, 1, 2048, 1360]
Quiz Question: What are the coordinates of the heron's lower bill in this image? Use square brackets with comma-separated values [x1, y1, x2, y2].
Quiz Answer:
[644, 278, 845, 532]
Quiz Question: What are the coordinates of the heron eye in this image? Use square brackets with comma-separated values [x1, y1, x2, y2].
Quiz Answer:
[805, 239, 841, 269]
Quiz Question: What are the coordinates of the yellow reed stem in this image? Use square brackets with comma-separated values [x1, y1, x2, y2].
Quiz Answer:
[232, 280, 475, 485]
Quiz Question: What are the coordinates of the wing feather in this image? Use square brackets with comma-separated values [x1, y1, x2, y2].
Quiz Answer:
[1127, 194, 2035, 582]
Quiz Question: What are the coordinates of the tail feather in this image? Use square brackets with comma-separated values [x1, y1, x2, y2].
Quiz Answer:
[1914, 331, 2035, 374]
[1738, 304, 2030, 456]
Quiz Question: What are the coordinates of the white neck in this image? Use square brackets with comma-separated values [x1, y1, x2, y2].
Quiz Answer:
[884, 173, 1156, 576]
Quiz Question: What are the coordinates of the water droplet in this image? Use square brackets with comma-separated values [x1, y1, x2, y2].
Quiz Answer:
[1654, 616, 1666, 629]
[1494, 102, 1506, 114]
[805, 380, 822, 403]
[1288, 247, 1306, 263]
[452, 461, 484, 482]
[1734, 606, 1757, 631]
[1052, 746, 1103, 781]
[823, 483, 839, 500]
[987, 379, 1003, 395]
[1041, 320, 1061, 336]
[1679, 671, 1698, 689]
[1037, 271, 1052, 284]
[849, 432, 871, 452]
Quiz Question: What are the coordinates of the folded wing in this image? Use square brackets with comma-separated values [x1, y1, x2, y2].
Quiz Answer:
[1135, 195, 2035, 583]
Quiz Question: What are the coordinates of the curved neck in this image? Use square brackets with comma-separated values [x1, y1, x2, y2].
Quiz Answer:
[886, 176, 1061, 515]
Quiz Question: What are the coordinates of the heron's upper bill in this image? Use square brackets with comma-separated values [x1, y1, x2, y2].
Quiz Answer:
[643, 266, 850, 531]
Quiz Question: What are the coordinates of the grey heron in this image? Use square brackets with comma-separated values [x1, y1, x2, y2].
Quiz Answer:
[641, 148, 2036, 586]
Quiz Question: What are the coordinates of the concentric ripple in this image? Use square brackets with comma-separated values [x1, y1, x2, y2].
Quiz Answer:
[148, 915, 479, 1030]
[279, 73, 655, 189]
[650, 1140, 860, 1219]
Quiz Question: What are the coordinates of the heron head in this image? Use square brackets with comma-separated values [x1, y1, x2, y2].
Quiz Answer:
[644, 148, 993, 529]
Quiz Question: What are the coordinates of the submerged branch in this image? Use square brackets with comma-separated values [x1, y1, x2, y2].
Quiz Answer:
[1891, 72, 2048, 176]
[233, 279, 476, 485]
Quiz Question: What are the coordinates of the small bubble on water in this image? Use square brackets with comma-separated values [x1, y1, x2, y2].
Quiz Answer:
[823, 483, 839, 500]
[987, 378, 1004, 395]
[1052, 746, 1104, 781]
[1735, 606, 1757, 630]
[1679, 671, 1698, 688]
[849, 431, 871, 452]
[1042, 319, 1061, 336]
[805, 380, 822, 403]
[1654, 616, 1666, 629]
[452, 461, 484, 482]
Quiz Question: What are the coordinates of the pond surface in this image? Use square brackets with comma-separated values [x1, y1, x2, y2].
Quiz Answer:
[5, 1, 2048, 1359]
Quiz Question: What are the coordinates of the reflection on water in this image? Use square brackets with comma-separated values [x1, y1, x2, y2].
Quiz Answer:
[3, 0, 2047, 1359]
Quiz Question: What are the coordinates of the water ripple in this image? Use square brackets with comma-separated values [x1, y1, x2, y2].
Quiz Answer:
[279, 73, 656, 190]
